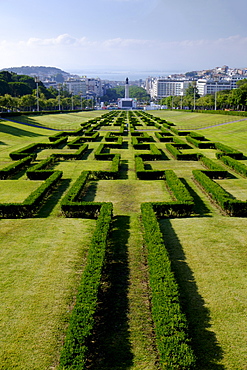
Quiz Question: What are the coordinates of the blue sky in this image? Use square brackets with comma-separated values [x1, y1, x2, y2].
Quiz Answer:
[1, 0, 247, 75]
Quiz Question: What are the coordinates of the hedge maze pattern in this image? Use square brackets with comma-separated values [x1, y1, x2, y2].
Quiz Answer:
[1, 110, 247, 369]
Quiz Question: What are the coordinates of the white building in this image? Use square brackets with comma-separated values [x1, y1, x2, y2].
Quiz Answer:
[149, 78, 191, 99]
[63, 78, 87, 96]
[196, 75, 246, 96]
[86, 78, 102, 97]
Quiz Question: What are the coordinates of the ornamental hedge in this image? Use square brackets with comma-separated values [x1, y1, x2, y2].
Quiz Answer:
[0, 155, 33, 179]
[135, 156, 165, 180]
[141, 203, 196, 369]
[59, 202, 113, 369]
[215, 142, 243, 159]
[166, 144, 199, 161]
[0, 170, 62, 218]
[219, 155, 247, 177]
[193, 169, 247, 216]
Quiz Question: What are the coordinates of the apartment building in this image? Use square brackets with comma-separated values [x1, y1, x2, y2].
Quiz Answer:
[196, 75, 246, 96]
[148, 78, 191, 99]
[63, 78, 87, 96]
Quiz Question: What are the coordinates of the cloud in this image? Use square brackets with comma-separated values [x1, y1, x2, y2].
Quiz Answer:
[0, 34, 247, 71]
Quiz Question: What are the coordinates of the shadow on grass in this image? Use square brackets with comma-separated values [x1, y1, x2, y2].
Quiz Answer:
[36, 178, 71, 217]
[81, 181, 98, 202]
[86, 215, 133, 370]
[119, 160, 128, 179]
[159, 219, 224, 370]
[81, 148, 93, 160]
[0, 122, 44, 137]
[122, 141, 128, 149]
[180, 178, 212, 217]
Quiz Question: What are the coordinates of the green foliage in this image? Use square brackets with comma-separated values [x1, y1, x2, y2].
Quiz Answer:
[59, 203, 113, 369]
[199, 155, 228, 177]
[220, 155, 247, 177]
[135, 156, 165, 180]
[141, 203, 196, 369]
[215, 142, 243, 159]
[0, 171, 62, 218]
[0, 155, 33, 179]
[193, 170, 247, 216]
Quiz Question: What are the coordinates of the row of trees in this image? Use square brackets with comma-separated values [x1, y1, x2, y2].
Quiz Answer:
[0, 93, 94, 112]
[159, 80, 247, 111]
[0, 71, 94, 111]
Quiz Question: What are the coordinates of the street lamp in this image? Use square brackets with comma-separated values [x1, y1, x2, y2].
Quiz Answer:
[214, 77, 219, 110]
[35, 76, 39, 112]
[58, 83, 61, 111]
[193, 82, 196, 110]
[71, 93, 74, 110]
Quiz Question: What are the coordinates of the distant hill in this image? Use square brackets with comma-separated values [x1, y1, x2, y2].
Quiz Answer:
[0, 66, 70, 78]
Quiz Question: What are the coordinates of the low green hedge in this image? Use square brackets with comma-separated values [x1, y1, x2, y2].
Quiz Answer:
[186, 135, 216, 149]
[199, 155, 228, 177]
[91, 154, 121, 179]
[52, 144, 88, 160]
[193, 169, 247, 216]
[0, 155, 33, 179]
[219, 155, 247, 177]
[135, 156, 165, 180]
[9, 137, 68, 160]
[165, 170, 194, 203]
[0, 170, 62, 218]
[59, 202, 113, 369]
[166, 144, 198, 161]
[215, 142, 243, 159]
[141, 203, 195, 369]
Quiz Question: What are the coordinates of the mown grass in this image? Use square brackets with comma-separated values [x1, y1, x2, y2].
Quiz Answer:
[0, 218, 95, 370]
[159, 217, 247, 370]
[9, 111, 106, 130]
[0, 111, 247, 369]
[0, 180, 44, 202]
[151, 110, 247, 130]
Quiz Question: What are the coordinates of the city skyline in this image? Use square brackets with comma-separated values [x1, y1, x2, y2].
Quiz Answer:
[1, 0, 247, 74]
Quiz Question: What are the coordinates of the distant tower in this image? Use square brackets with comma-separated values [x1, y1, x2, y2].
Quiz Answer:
[125, 77, 129, 99]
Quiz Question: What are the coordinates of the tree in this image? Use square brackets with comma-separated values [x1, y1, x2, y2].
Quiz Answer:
[19, 95, 36, 111]
[9, 82, 32, 97]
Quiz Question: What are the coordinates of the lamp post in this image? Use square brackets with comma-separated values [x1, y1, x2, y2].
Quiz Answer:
[214, 77, 219, 110]
[71, 93, 74, 110]
[193, 82, 196, 110]
[35, 76, 39, 112]
[58, 83, 61, 111]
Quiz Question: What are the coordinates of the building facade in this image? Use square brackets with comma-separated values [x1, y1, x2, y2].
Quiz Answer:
[148, 78, 191, 99]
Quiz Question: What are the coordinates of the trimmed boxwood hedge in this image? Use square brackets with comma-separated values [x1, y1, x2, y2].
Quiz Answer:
[135, 156, 165, 180]
[0, 155, 33, 179]
[215, 142, 243, 159]
[0, 170, 62, 218]
[59, 202, 113, 369]
[141, 203, 196, 369]
[219, 155, 247, 177]
[193, 169, 247, 216]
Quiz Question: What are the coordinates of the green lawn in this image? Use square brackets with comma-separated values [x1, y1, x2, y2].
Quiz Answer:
[0, 218, 95, 370]
[0, 111, 246, 369]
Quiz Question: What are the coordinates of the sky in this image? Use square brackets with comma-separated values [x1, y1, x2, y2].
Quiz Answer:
[1, 0, 247, 77]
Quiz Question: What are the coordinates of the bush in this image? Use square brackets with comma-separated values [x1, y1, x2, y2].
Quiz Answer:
[215, 142, 243, 159]
[0, 155, 33, 179]
[0, 170, 62, 218]
[219, 155, 247, 177]
[59, 202, 113, 369]
[141, 203, 196, 369]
